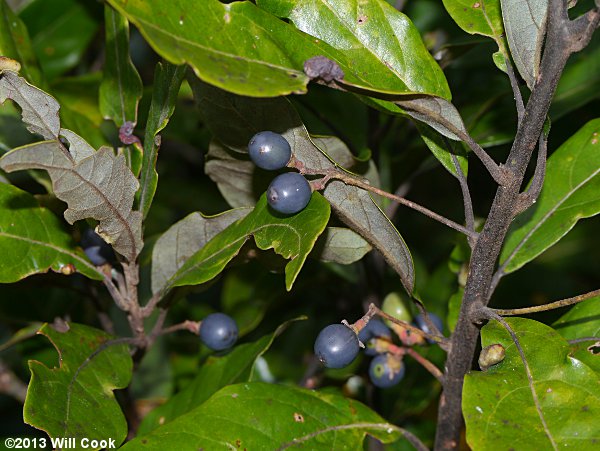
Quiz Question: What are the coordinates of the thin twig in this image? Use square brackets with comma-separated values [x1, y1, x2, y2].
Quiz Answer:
[568, 337, 600, 345]
[142, 291, 162, 317]
[503, 55, 525, 123]
[295, 160, 478, 240]
[156, 319, 201, 337]
[405, 347, 444, 382]
[361, 303, 448, 346]
[448, 139, 476, 248]
[493, 288, 600, 316]
[102, 275, 129, 311]
[0, 360, 27, 403]
[514, 131, 548, 216]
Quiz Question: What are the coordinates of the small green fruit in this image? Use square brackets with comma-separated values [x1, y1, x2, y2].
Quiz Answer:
[382, 292, 412, 327]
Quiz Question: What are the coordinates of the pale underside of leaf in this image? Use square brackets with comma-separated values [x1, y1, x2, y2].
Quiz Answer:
[0, 70, 60, 140]
[0, 141, 142, 261]
[151, 208, 252, 294]
[500, 0, 548, 89]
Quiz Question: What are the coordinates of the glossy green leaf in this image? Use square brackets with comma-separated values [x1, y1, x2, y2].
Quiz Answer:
[138, 319, 303, 435]
[0, 141, 143, 262]
[168, 194, 330, 292]
[500, 119, 600, 274]
[500, 0, 547, 89]
[123, 382, 402, 450]
[441, 0, 508, 70]
[193, 80, 414, 294]
[442, 0, 503, 38]
[553, 298, 600, 374]
[416, 122, 468, 177]
[106, 0, 449, 99]
[151, 207, 252, 294]
[23, 322, 132, 449]
[0, 183, 102, 282]
[0, 0, 42, 84]
[258, 0, 451, 100]
[463, 318, 600, 450]
[20, 0, 100, 80]
[99, 5, 142, 126]
[139, 62, 186, 218]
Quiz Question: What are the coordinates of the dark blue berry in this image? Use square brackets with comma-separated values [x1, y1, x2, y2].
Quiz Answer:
[358, 319, 392, 343]
[414, 313, 444, 343]
[314, 324, 359, 369]
[199, 313, 238, 351]
[248, 131, 292, 170]
[81, 229, 113, 266]
[267, 172, 312, 215]
[369, 354, 405, 388]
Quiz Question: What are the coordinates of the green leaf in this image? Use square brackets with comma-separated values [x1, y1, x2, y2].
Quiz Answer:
[123, 382, 402, 450]
[313, 227, 372, 264]
[139, 62, 186, 218]
[192, 80, 414, 294]
[138, 319, 304, 435]
[151, 207, 252, 294]
[106, 0, 449, 99]
[553, 298, 600, 374]
[500, 119, 600, 274]
[500, 0, 548, 89]
[0, 141, 143, 262]
[416, 122, 468, 177]
[99, 5, 142, 126]
[441, 0, 504, 42]
[20, 0, 100, 80]
[0, 183, 102, 282]
[167, 194, 330, 292]
[441, 0, 509, 71]
[23, 322, 132, 449]
[463, 318, 600, 450]
[0, 70, 59, 140]
[258, 0, 451, 100]
[0, 0, 42, 84]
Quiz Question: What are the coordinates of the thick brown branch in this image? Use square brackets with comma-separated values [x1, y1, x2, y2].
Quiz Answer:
[434, 1, 596, 448]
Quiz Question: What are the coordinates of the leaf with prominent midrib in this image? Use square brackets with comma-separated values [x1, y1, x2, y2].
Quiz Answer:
[151, 207, 252, 294]
[0, 141, 143, 262]
[99, 5, 143, 126]
[463, 318, 600, 450]
[122, 382, 402, 450]
[500, 0, 548, 89]
[442, 0, 504, 40]
[258, 0, 451, 100]
[138, 318, 304, 435]
[0, 70, 59, 140]
[500, 119, 600, 274]
[168, 194, 330, 292]
[23, 322, 132, 449]
[139, 62, 186, 218]
[0, 183, 102, 282]
[106, 0, 449, 99]
[193, 80, 414, 294]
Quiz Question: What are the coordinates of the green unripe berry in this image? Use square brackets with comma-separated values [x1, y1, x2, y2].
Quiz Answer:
[382, 292, 412, 327]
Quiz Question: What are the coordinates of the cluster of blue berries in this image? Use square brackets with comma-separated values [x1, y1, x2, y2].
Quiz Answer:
[313, 296, 444, 389]
[248, 131, 312, 215]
